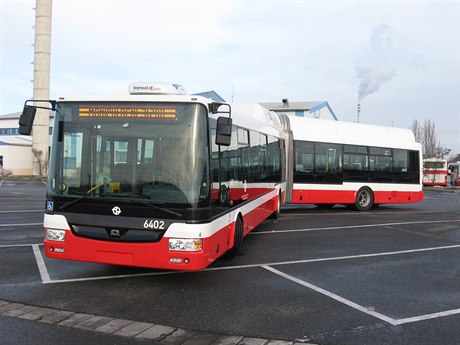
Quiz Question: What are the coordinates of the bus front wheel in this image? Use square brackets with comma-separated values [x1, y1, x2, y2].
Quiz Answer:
[224, 216, 243, 259]
[355, 187, 374, 212]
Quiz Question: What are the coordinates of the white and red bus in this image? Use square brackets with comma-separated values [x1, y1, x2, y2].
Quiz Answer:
[18, 83, 424, 270]
[448, 162, 460, 186]
[285, 116, 424, 211]
[19, 83, 287, 271]
[422, 158, 448, 186]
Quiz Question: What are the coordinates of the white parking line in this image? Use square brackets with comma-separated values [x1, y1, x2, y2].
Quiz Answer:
[0, 223, 42, 229]
[262, 265, 460, 326]
[32, 243, 460, 281]
[262, 265, 399, 325]
[0, 243, 42, 248]
[0, 197, 44, 199]
[263, 244, 460, 267]
[252, 219, 460, 235]
[282, 210, 445, 217]
[0, 210, 43, 213]
[394, 308, 460, 325]
[5, 232, 460, 326]
[32, 244, 51, 284]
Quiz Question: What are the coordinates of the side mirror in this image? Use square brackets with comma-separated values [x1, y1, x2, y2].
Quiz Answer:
[215, 117, 232, 146]
[18, 106, 37, 135]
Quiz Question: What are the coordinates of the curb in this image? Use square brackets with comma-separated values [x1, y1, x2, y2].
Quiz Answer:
[0, 300, 317, 345]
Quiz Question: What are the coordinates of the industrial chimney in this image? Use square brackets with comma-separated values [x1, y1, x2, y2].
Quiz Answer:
[32, 0, 52, 176]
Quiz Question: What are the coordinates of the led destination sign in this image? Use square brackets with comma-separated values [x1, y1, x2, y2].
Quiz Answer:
[79, 106, 177, 119]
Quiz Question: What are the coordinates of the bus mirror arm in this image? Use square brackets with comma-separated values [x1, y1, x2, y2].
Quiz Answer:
[209, 102, 231, 115]
[18, 99, 56, 135]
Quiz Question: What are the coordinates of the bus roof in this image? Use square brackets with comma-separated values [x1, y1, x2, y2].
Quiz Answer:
[55, 95, 284, 138]
[56, 94, 211, 105]
[289, 116, 420, 150]
[212, 103, 283, 137]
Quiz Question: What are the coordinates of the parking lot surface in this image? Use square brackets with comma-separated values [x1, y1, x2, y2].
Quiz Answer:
[1, 179, 460, 345]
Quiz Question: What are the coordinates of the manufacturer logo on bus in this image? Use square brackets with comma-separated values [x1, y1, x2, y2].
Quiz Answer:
[110, 229, 121, 238]
[112, 206, 122, 216]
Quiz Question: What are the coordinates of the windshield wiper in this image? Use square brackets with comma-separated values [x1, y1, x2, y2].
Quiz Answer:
[58, 195, 88, 211]
[58, 193, 183, 218]
[137, 199, 183, 218]
[58, 193, 110, 210]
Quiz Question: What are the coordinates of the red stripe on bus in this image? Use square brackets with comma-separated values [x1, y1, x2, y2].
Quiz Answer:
[291, 189, 424, 204]
[44, 193, 280, 271]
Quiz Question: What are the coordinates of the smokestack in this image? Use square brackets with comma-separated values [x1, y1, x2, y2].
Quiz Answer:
[355, 25, 395, 122]
[32, 0, 52, 176]
[357, 103, 361, 123]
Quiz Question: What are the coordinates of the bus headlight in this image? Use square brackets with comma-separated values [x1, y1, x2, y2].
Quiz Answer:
[45, 228, 66, 242]
[168, 238, 202, 252]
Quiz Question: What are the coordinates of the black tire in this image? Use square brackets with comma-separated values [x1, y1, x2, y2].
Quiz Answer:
[224, 216, 243, 258]
[355, 187, 374, 212]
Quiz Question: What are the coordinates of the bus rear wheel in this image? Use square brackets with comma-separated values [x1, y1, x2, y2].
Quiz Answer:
[269, 193, 282, 219]
[355, 187, 374, 212]
[224, 216, 243, 259]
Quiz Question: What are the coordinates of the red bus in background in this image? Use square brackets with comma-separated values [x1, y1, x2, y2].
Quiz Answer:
[423, 158, 448, 186]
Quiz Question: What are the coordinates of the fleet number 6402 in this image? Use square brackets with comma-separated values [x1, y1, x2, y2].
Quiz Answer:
[144, 219, 165, 230]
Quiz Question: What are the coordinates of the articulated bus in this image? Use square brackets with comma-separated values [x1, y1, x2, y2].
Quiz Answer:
[19, 83, 287, 271]
[19, 83, 423, 270]
[287, 116, 424, 211]
[422, 158, 448, 186]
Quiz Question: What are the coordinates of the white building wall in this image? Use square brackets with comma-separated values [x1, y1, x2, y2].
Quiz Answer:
[0, 118, 19, 129]
[0, 145, 33, 175]
[1, 113, 53, 176]
[317, 107, 334, 120]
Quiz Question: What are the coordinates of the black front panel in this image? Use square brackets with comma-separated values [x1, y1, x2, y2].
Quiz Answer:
[63, 212, 174, 243]
[71, 224, 164, 242]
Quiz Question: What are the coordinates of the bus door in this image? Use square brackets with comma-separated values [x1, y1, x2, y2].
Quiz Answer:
[449, 163, 460, 186]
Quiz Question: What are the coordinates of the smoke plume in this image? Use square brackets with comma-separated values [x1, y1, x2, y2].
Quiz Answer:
[356, 25, 395, 102]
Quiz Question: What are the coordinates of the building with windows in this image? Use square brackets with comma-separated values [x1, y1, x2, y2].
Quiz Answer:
[260, 99, 338, 120]
[0, 112, 53, 175]
[0, 112, 33, 175]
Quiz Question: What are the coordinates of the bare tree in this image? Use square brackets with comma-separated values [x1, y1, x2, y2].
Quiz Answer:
[410, 119, 423, 144]
[448, 153, 460, 163]
[32, 148, 48, 178]
[0, 166, 13, 178]
[422, 119, 438, 158]
[410, 119, 450, 159]
[435, 146, 451, 159]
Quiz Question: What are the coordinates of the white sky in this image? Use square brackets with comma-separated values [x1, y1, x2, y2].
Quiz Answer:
[1, 0, 459, 154]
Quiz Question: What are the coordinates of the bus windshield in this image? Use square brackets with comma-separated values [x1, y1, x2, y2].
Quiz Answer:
[424, 161, 446, 170]
[48, 102, 210, 208]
